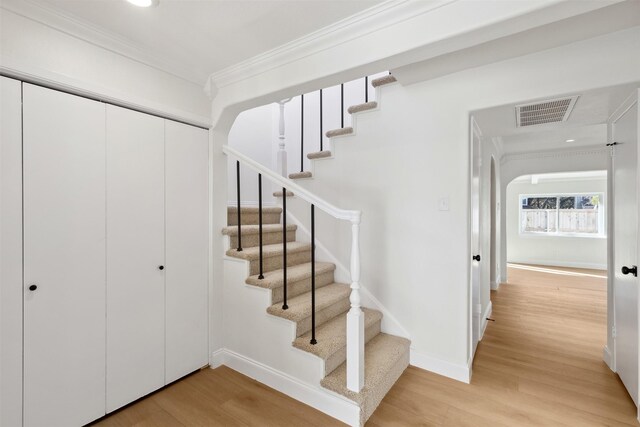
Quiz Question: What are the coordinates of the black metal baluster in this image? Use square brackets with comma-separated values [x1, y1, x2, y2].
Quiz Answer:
[319, 89, 323, 151]
[236, 161, 242, 251]
[300, 94, 304, 172]
[365, 76, 369, 103]
[282, 187, 288, 310]
[310, 204, 317, 345]
[258, 173, 264, 280]
[340, 84, 344, 129]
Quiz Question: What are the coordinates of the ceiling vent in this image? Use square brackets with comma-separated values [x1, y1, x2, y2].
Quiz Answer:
[515, 95, 579, 127]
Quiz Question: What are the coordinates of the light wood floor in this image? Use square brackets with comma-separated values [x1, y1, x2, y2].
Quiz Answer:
[93, 264, 637, 426]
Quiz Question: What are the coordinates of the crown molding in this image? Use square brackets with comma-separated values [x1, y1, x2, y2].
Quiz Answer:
[1, 0, 205, 86]
[0, 56, 211, 128]
[206, 0, 455, 91]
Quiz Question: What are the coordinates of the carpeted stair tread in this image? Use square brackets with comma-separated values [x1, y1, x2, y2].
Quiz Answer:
[267, 283, 350, 322]
[226, 241, 310, 261]
[348, 101, 377, 114]
[273, 190, 294, 197]
[293, 308, 382, 360]
[246, 262, 335, 289]
[371, 74, 397, 87]
[320, 333, 410, 425]
[326, 127, 353, 138]
[222, 224, 296, 236]
[307, 150, 332, 160]
[289, 171, 313, 179]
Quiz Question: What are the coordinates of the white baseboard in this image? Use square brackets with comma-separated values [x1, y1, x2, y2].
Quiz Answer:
[480, 301, 493, 341]
[211, 349, 360, 427]
[210, 348, 225, 368]
[508, 259, 607, 271]
[490, 280, 500, 290]
[410, 348, 470, 384]
[603, 345, 615, 372]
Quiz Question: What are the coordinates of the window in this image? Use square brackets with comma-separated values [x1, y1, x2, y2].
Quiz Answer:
[520, 193, 604, 236]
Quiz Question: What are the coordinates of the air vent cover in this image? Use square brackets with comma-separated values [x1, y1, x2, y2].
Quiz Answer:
[516, 96, 579, 127]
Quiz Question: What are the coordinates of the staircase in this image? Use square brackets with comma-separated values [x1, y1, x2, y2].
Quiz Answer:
[222, 205, 409, 426]
[286, 74, 397, 182]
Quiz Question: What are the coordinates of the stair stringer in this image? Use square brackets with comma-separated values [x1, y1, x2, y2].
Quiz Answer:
[222, 247, 360, 426]
[306, 78, 392, 169]
[279, 202, 411, 340]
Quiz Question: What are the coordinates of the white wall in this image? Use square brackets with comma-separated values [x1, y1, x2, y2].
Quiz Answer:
[0, 7, 210, 125]
[226, 73, 388, 207]
[507, 176, 607, 270]
[227, 105, 278, 206]
[217, 27, 640, 379]
[283, 28, 639, 374]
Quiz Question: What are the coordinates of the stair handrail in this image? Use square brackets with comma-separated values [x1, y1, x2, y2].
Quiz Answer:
[224, 144, 365, 392]
[224, 145, 361, 223]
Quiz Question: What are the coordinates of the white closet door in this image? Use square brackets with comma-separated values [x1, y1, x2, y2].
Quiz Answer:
[23, 84, 106, 427]
[106, 105, 165, 412]
[1, 77, 24, 427]
[165, 121, 209, 383]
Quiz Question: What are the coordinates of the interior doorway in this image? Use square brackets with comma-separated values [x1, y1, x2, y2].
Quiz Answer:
[489, 157, 497, 290]
[469, 82, 640, 416]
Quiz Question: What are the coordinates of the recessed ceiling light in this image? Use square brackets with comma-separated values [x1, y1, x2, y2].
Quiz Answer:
[565, 139, 575, 142]
[125, 0, 159, 7]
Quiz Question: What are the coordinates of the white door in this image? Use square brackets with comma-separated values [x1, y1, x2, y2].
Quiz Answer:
[23, 84, 106, 426]
[612, 91, 639, 406]
[470, 120, 482, 354]
[1, 76, 24, 427]
[106, 105, 165, 412]
[165, 121, 209, 383]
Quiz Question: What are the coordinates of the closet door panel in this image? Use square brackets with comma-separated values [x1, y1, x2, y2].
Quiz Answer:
[23, 84, 106, 427]
[165, 121, 209, 383]
[1, 76, 23, 427]
[106, 105, 165, 412]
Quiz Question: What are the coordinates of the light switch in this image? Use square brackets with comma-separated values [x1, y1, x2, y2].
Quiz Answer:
[438, 197, 449, 211]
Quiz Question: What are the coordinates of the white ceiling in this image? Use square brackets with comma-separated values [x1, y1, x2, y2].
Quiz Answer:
[29, 0, 383, 85]
[474, 82, 639, 154]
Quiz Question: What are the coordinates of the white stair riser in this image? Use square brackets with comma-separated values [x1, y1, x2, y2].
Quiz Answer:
[229, 229, 296, 249]
[270, 270, 335, 304]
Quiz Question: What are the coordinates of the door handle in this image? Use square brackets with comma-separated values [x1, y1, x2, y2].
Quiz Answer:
[622, 265, 637, 277]
[28, 284, 38, 291]
[473, 255, 481, 262]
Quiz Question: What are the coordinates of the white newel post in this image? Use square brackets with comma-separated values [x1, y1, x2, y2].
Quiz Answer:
[347, 218, 364, 392]
[276, 98, 291, 177]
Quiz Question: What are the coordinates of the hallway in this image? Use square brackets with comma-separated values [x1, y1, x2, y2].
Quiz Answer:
[368, 264, 637, 426]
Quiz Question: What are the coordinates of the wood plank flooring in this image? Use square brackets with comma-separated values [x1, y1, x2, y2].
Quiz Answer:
[93, 264, 637, 426]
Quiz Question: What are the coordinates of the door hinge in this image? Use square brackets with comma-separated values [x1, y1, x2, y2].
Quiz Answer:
[612, 326, 617, 338]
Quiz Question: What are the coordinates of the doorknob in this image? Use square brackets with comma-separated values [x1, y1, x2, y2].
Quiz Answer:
[158, 265, 165, 271]
[473, 255, 481, 262]
[622, 265, 637, 277]
[28, 284, 38, 291]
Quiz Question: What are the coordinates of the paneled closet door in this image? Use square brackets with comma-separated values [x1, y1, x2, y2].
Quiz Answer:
[23, 84, 107, 427]
[165, 121, 209, 383]
[106, 105, 165, 412]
